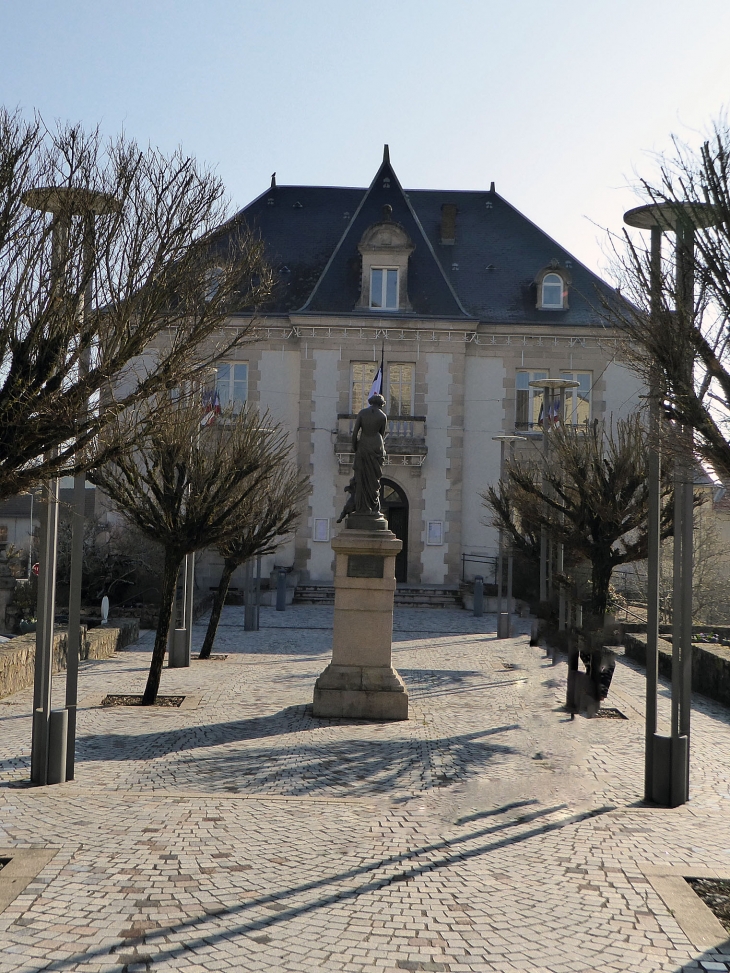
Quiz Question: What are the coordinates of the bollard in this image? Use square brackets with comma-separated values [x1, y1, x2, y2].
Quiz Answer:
[497, 612, 510, 639]
[473, 576, 483, 617]
[276, 567, 288, 612]
[47, 709, 68, 785]
[169, 629, 188, 668]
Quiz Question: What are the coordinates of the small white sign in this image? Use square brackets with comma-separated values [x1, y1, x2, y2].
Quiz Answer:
[313, 518, 330, 542]
[426, 521, 443, 546]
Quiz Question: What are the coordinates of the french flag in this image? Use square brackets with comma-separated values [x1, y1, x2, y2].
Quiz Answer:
[368, 365, 383, 400]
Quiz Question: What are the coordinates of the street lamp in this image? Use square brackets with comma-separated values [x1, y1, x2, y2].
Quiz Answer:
[493, 435, 526, 639]
[528, 378, 580, 624]
[624, 200, 718, 808]
[23, 186, 119, 786]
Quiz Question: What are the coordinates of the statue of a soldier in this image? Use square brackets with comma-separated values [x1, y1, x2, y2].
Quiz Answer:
[338, 393, 388, 529]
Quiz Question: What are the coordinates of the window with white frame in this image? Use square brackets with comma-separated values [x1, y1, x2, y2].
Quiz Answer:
[515, 370, 547, 430]
[387, 363, 414, 416]
[540, 272, 565, 309]
[216, 362, 248, 411]
[370, 267, 399, 310]
[351, 361, 379, 413]
[560, 371, 592, 426]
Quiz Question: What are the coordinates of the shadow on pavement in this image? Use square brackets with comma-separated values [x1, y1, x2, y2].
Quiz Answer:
[74, 706, 519, 796]
[36, 802, 614, 973]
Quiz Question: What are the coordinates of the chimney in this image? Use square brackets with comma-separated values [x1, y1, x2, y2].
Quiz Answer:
[440, 203, 457, 245]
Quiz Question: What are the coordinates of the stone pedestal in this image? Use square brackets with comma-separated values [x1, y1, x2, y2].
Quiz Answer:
[313, 527, 408, 720]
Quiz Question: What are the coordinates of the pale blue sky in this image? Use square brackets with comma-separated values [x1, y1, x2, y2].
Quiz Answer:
[3, 0, 730, 276]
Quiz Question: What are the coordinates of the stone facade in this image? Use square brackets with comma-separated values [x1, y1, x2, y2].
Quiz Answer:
[189, 150, 644, 591]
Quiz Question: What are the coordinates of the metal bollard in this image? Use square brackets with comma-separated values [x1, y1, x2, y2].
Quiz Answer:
[169, 629, 188, 668]
[276, 567, 288, 612]
[47, 709, 68, 785]
[473, 576, 483, 617]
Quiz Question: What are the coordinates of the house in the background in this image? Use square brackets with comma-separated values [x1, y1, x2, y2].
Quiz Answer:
[196, 146, 642, 594]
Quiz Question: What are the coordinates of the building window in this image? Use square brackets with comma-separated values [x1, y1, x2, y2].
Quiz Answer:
[216, 362, 248, 411]
[351, 361, 379, 413]
[370, 268, 399, 310]
[515, 371, 547, 430]
[541, 272, 565, 309]
[560, 371, 592, 426]
[387, 363, 414, 416]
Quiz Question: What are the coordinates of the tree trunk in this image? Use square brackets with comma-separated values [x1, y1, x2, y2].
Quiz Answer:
[142, 549, 183, 704]
[199, 558, 237, 659]
[590, 553, 614, 629]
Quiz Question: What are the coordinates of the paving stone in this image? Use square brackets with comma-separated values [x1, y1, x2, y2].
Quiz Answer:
[1, 606, 730, 971]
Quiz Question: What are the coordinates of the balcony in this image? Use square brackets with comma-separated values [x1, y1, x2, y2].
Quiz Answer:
[334, 414, 428, 469]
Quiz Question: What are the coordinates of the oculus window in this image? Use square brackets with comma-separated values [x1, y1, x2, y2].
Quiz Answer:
[370, 268, 399, 310]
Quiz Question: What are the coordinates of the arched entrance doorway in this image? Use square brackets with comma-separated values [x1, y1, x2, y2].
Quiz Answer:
[380, 479, 408, 583]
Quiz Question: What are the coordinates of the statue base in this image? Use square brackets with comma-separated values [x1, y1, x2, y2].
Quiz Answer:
[346, 511, 388, 530]
[312, 527, 408, 721]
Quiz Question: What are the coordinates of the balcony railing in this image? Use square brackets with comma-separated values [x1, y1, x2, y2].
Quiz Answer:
[334, 414, 427, 467]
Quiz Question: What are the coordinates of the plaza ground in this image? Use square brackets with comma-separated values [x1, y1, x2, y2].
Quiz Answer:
[1, 605, 730, 972]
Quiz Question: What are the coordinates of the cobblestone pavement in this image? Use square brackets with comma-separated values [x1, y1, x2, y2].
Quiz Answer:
[1, 606, 730, 972]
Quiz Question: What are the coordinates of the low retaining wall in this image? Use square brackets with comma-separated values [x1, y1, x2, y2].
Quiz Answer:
[624, 632, 730, 709]
[0, 619, 139, 700]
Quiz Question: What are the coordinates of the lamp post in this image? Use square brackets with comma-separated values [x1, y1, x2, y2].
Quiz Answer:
[528, 378, 580, 623]
[493, 435, 526, 638]
[624, 200, 718, 807]
[23, 186, 119, 785]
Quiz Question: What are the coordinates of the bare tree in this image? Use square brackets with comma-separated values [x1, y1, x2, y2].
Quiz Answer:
[90, 397, 295, 703]
[0, 108, 271, 500]
[483, 415, 675, 627]
[198, 465, 309, 659]
[604, 117, 730, 480]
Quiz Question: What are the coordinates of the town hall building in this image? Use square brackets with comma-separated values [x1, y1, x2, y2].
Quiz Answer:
[200, 147, 642, 593]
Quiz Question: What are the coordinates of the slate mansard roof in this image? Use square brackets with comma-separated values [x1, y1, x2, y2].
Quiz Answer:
[224, 148, 617, 326]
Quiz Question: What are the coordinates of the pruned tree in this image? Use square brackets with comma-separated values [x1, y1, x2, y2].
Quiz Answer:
[198, 465, 309, 659]
[483, 415, 676, 626]
[604, 116, 730, 481]
[90, 396, 295, 703]
[0, 108, 271, 500]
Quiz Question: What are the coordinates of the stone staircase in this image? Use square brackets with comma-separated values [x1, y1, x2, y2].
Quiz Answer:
[393, 585, 462, 608]
[293, 584, 335, 605]
[293, 583, 462, 609]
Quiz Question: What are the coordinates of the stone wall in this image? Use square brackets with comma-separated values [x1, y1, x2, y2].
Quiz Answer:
[624, 632, 730, 709]
[0, 619, 139, 700]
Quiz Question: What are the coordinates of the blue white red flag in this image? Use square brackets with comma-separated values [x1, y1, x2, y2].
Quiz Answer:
[201, 388, 221, 426]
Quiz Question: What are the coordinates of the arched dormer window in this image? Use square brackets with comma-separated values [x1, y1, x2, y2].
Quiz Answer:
[536, 265, 569, 310]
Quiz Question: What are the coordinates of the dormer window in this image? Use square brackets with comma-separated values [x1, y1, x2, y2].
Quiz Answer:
[357, 219, 414, 312]
[536, 267, 569, 310]
[370, 268, 399, 310]
[542, 273, 564, 308]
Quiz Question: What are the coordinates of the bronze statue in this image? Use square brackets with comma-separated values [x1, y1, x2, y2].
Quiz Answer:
[340, 393, 388, 528]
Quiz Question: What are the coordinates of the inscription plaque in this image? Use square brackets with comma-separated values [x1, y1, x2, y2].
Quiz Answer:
[347, 554, 384, 579]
